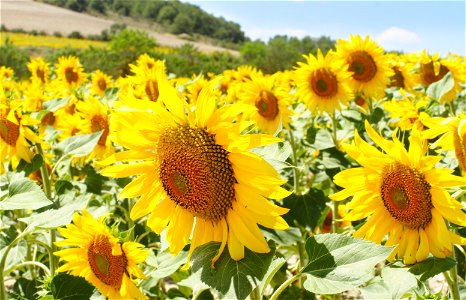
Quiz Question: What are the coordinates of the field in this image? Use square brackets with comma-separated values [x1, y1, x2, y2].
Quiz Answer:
[0, 2, 466, 300]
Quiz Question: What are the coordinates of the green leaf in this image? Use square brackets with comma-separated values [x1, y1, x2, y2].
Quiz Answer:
[0, 172, 52, 210]
[426, 72, 454, 102]
[380, 267, 417, 299]
[42, 97, 70, 112]
[15, 154, 44, 176]
[189, 241, 276, 300]
[1, 240, 27, 274]
[258, 256, 287, 295]
[408, 256, 456, 281]
[282, 189, 328, 229]
[302, 234, 393, 294]
[84, 165, 106, 194]
[306, 127, 335, 150]
[11, 278, 39, 300]
[359, 277, 392, 299]
[147, 249, 189, 283]
[57, 131, 103, 157]
[18, 201, 84, 229]
[51, 273, 95, 300]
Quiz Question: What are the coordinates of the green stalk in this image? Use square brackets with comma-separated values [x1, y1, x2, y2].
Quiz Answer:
[0, 229, 31, 299]
[10, 261, 51, 277]
[269, 273, 302, 300]
[249, 287, 261, 300]
[36, 144, 57, 276]
[331, 110, 338, 149]
[447, 248, 461, 300]
[288, 129, 301, 195]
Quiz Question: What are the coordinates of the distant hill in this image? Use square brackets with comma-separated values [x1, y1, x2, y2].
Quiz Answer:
[38, 0, 246, 47]
[1, 0, 239, 55]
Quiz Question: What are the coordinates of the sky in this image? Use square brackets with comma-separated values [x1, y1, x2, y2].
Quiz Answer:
[184, 1, 465, 56]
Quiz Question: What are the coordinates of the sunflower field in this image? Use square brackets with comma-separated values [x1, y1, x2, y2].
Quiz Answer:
[1, 34, 465, 300]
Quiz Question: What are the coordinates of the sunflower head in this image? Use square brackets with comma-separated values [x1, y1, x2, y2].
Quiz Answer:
[55, 210, 148, 299]
[91, 70, 112, 96]
[54, 56, 86, 88]
[330, 121, 466, 264]
[101, 77, 290, 266]
[238, 73, 293, 133]
[335, 35, 393, 98]
[294, 49, 353, 114]
[27, 57, 50, 84]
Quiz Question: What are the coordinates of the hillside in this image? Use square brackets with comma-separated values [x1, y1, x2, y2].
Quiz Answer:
[0, 0, 239, 56]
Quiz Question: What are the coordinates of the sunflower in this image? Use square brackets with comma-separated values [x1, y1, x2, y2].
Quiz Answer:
[54, 56, 87, 89]
[0, 98, 41, 169]
[382, 93, 428, 131]
[76, 96, 114, 161]
[54, 210, 148, 299]
[422, 113, 466, 174]
[27, 57, 50, 84]
[294, 49, 353, 114]
[330, 120, 466, 264]
[386, 53, 416, 92]
[238, 73, 293, 134]
[0, 66, 14, 80]
[416, 51, 465, 102]
[122, 59, 168, 103]
[91, 70, 112, 97]
[101, 77, 290, 266]
[335, 35, 393, 99]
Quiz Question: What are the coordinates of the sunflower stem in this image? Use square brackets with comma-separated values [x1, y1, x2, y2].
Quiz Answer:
[447, 245, 461, 300]
[269, 273, 302, 300]
[9, 261, 51, 277]
[367, 97, 374, 116]
[331, 110, 338, 149]
[249, 286, 261, 300]
[288, 128, 301, 195]
[0, 228, 30, 299]
[37, 144, 57, 276]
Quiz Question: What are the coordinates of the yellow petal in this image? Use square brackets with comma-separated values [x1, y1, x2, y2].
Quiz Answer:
[196, 81, 217, 128]
[403, 229, 419, 265]
[166, 206, 194, 255]
[100, 162, 155, 178]
[235, 184, 289, 216]
[227, 205, 269, 253]
[130, 182, 163, 220]
[145, 197, 175, 233]
[416, 229, 429, 262]
[119, 175, 149, 199]
[211, 219, 228, 268]
[227, 227, 245, 261]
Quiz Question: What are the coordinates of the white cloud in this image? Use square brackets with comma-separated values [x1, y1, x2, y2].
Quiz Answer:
[247, 27, 310, 41]
[376, 27, 422, 51]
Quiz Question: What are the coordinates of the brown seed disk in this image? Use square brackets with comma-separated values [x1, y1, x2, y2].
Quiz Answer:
[381, 162, 433, 229]
[158, 126, 236, 222]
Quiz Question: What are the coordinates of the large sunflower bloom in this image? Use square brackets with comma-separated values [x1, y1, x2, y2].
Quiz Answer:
[294, 49, 353, 114]
[54, 210, 148, 300]
[238, 73, 293, 134]
[422, 113, 466, 174]
[330, 121, 466, 264]
[101, 78, 290, 266]
[335, 35, 393, 99]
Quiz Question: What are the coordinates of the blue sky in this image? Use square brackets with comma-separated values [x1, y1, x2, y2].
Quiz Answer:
[184, 1, 465, 56]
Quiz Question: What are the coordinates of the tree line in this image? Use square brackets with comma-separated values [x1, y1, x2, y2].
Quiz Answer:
[40, 0, 246, 45]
